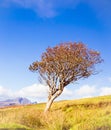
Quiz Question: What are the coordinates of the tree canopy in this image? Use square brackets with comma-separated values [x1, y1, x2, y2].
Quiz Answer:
[29, 42, 102, 112]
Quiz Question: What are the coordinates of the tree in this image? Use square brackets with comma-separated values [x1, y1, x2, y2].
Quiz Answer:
[29, 42, 102, 112]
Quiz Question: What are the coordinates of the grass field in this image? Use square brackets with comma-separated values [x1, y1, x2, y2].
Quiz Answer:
[0, 95, 111, 130]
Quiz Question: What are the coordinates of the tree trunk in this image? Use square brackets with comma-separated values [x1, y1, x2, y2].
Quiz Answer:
[44, 89, 63, 113]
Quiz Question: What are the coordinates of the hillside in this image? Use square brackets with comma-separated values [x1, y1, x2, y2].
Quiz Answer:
[0, 95, 111, 130]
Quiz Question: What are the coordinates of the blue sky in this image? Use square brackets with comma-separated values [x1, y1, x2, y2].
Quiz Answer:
[0, 0, 111, 102]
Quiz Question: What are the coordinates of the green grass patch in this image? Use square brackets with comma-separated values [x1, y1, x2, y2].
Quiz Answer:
[0, 123, 32, 130]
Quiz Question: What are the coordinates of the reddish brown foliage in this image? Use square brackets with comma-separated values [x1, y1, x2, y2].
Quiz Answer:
[29, 42, 102, 111]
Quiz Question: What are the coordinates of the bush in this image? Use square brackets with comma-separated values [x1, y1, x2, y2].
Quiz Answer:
[20, 111, 43, 129]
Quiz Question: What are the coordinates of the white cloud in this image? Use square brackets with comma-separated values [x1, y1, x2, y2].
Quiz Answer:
[0, 83, 73, 102]
[0, 0, 57, 17]
[62, 87, 73, 96]
[17, 84, 48, 98]
[1, 0, 111, 20]
[0, 86, 8, 95]
[0, 84, 111, 102]
[74, 85, 111, 98]
[0, 86, 13, 100]
[1, 0, 79, 17]
[74, 85, 97, 98]
[100, 87, 111, 96]
[0, 84, 48, 102]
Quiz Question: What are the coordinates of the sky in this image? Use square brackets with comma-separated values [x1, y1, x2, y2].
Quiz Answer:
[0, 0, 111, 102]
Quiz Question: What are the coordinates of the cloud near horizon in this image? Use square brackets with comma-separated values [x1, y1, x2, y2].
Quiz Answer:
[74, 85, 97, 98]
[0, 83, 73, 102]
[0, 86, 13, 99]
[0, 84, 111, 102]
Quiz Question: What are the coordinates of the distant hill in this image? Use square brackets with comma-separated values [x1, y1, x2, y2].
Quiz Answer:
[0, 97, 31, 107]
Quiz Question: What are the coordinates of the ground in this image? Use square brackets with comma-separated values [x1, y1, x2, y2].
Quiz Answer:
[0, 95, 111, 130]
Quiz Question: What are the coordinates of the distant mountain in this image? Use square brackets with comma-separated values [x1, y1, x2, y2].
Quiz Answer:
[0, 97, 32, 108]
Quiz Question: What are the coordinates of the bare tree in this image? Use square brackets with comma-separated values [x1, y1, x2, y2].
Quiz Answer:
[29, 42, 102, 112]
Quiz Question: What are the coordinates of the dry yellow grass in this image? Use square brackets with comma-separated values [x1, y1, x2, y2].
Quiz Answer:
[0, 95, 111, 130]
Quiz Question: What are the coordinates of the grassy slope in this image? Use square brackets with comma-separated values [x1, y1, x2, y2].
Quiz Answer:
[0, 95, 111, 130]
